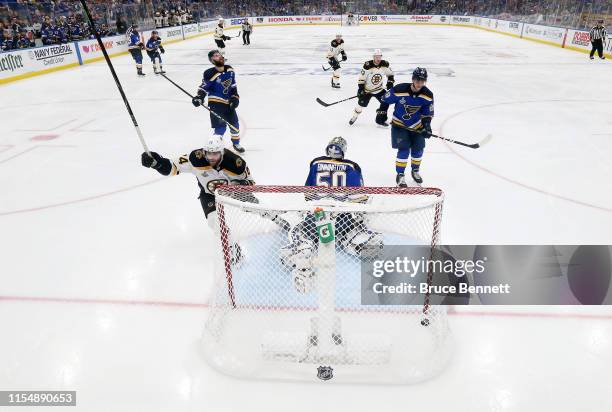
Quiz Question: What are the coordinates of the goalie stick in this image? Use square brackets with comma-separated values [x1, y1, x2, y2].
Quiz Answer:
[160, 74, 240, 134]
[78, 0, 150, 154]
[316, 95, 357, 107]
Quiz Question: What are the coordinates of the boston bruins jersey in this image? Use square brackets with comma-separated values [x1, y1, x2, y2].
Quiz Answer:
[156, 148, 253, 195]
[214, 25, 224, 40]
[358, 60, 394, 94]
[326, 39, 345, 60]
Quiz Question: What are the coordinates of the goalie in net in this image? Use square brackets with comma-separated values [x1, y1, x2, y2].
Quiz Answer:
[279, 136, 384, 293]
[204, 137, 451, 383]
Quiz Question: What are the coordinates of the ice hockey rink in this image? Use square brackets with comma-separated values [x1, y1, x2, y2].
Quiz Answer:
[1, 22, 612, 411]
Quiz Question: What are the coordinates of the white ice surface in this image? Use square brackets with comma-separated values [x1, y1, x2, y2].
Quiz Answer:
[1, 24, 612, 411]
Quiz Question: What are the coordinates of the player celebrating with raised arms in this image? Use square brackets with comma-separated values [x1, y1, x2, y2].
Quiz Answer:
[326, 33, 347, 89]
[140, 134, 254, 263]
[382, 67, 434, 186]
[349, 49, 394, 126]
[192, 50, 244, 153]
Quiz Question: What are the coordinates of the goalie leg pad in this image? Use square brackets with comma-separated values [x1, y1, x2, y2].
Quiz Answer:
[340, 227, 384, 260]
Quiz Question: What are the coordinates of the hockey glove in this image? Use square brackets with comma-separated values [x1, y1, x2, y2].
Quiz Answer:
[420, 118, 432, 138]
[357, 84, 366, 98]
[375, 110, 388, 125]
[141, 151, 162, 168]
[223, 35, 231, 41]
[229, 96, 239, 110]
[341, 51, 347, 61]
[159, 46, 165, 53]
[192, 90, 206, 107]
[386, 80, 394, 90]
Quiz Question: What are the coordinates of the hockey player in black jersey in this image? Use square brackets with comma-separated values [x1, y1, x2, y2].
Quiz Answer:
[141, 134, 254, 264]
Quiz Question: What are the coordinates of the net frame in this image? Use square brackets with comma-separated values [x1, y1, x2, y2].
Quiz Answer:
[205, 185, 451, 383]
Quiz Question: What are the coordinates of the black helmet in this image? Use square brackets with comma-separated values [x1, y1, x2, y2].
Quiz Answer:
[412, 67, 428, 81]
[208, 49, 221, 63]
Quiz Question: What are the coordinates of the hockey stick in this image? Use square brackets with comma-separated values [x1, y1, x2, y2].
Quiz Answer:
[316, 95, 357, 107]
[430, 133, 492, 149]
[160, 73, 240, 134]
[322, 64, 332, 71]
[78, 0, 150, 154]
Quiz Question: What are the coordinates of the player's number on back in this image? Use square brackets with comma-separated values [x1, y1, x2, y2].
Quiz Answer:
[316, 171, 347, 187]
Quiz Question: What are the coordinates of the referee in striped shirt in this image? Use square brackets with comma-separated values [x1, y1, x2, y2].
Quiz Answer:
[589, 20, 607, 60]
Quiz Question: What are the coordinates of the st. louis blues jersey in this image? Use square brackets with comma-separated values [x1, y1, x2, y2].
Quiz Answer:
[146, 37, 162, 52]
[128, 30, 142, 49]
[305, 156, 364, 187]
[198, 66, 238, 105]
[382, 83, 434, 130]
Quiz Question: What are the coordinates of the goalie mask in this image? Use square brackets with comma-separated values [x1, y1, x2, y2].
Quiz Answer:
[326, 136, 347, 159]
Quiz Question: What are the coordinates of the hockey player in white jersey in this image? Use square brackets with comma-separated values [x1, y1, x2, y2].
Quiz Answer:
[278, 137, 384, 293]
[140, 133, 254, 264]
[213, 18, 231, 57]
[326, 33, 347, 89]
[349, 49, 395, 126]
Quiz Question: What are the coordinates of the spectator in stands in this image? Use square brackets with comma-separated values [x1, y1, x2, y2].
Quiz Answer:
[116, 15, 128, 35]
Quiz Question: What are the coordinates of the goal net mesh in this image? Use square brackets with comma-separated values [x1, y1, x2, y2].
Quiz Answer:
[202, 186, 452, 383]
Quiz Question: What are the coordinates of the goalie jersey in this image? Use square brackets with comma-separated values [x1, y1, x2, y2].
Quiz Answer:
[153, 148, 253, 194]
[197, 66, 238, 105]
[305, 156, 364, 187]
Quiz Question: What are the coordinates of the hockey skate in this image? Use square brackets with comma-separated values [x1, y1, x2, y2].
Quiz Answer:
[349, 115, 358, 125]
[137, 68, 146, 76]
[232, 143, 245, 153]
[396, 173, 407, 188]
[411, 170, 423, 184]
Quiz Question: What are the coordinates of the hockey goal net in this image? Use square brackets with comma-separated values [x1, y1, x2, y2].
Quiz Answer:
[341, 12, 360, 26]
[203, 186, 451, 383]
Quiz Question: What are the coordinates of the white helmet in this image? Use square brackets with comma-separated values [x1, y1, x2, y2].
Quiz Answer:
[204, 133, 224, 153]
[336, 32, 342, 38]
[218, 17, 224, 24]
[373, 48, 383, 57]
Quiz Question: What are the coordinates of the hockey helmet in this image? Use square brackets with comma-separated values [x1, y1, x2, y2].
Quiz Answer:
[204, 133, 225, 153]
[336, 32, 343, 38]
[373, 48, 383, 57]
[412, 67, 428, 81]
[326, 136, 347, 159]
